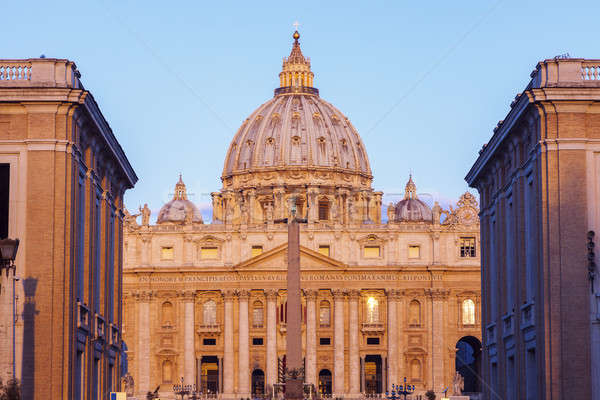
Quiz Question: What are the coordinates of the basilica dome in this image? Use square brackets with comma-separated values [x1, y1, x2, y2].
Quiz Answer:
[221, 31, 371, 189]
[157, 176, 203, 224]
[394, 176, 432, 222]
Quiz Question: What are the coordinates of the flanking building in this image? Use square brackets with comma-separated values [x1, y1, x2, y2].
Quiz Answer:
[122, 32, 482, 399]
[0, 59, 137, 399]
[466, 58, 600, 399]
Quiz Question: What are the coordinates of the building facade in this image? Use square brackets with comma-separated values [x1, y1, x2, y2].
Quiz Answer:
[0, 59, 137, 399]
[466, 58, 600, 399]
[123, 32, 482, 399]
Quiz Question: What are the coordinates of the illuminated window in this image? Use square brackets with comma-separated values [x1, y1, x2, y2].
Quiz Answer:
[319, 300, 331, 327]
[201, 246, 218, 259]
[408, 245, 420, 259]
[251, 246, 263, 258]
[460, 237, 476, 257]
[462, 299, 476, 325]
[161, 246, 174, 260]
[318, 245, 330, 257]
[203, 300, 217, 325]
[253, 301, 264, 328]
[364, 246, 380, 258]
[366, 297, 379, 323]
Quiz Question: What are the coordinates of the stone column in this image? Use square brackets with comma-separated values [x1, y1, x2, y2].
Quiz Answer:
[307, 187, 318, 223]
[427, 289, 449, 391]
[137, 291, 151, 395]
[238, 289, 250, 397]
[182, 290, 196, 387]
[305, 290, 318, 388]
[348, 290, 361, 396]
[223, 290, 236, 397]
[387, 290, 400, 390]
[274, 187, 285, 220]
[333, 289, 346, 396]
[265, 289, 278, 389]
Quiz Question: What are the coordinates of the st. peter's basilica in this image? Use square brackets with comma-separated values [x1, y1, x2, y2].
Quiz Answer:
[121, 31, 481, 399]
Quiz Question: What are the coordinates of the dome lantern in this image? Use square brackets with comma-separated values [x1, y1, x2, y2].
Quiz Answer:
[276, 30, 318, 96]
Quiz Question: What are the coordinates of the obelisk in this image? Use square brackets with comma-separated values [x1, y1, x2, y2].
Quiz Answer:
[285, 217, 303, 399]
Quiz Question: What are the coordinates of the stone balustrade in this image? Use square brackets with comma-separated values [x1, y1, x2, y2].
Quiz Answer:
[530, 58, 600, 88]
[0, 58, 82, 88]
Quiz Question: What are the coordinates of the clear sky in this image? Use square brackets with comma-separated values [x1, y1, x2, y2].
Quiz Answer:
[3, 1, 597, 221]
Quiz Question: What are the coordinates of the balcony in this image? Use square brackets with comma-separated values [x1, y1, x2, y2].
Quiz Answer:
[521, 301, 535, 330]
[76, 301, 90, 332]
[95, 314, 106, 341]
[361, 322, 384, 334]
[197, 324, 221, 336]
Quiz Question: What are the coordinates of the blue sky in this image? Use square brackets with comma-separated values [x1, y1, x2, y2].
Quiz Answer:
[3, 1, 597, 221]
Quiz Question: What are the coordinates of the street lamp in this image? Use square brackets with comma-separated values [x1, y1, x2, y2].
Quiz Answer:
[0, 238, 19, 380]
[0, 238, 19, 275]
[385, 377, 415, 400]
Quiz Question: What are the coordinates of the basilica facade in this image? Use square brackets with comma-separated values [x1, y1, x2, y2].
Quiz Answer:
[122, 32, 481, 398]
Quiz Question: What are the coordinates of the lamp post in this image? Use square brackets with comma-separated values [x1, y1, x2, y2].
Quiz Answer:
[0, 238, 19, 380]
[385, 377, 415, 400]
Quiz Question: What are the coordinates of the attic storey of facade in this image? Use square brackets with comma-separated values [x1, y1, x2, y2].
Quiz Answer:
[122, 32, 482, 399]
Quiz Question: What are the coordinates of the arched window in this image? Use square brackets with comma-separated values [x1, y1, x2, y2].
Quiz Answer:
[162, 360, 173, 383]
[410, 359, 421, 380]
[318, 199, 329, 221]
[319, 300, 331, 327]
[462, 299, 476, 325]
[161, 301, 174, 327]
[253, 300, 264, 328]
[366, 297, 379, 323]
[203, 300, 217, 325]
[409, 300, 421, 327]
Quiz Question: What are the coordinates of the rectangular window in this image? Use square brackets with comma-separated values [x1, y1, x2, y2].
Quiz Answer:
[366, 337, 380, 345]
[319, 337, 331, 345]
[77, 172, 86, 302]
[203, 338, 217, 346]
[251, 245, 263, 257]
[108, 209, 115, 321]
[161, 246, 174, 260]
[201, 246, 219, 259]
[252, 337, 264, 346]
[0, 164, 9, 239]
[460, 237, 476, 257]
[318, 201, 329, 221]
[318, 245, 330, 257]
[408, 245, 420, 259]
[364, 245, 380, 258]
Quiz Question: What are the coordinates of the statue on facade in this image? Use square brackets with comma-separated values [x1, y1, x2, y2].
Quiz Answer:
[432, 201, 442, 224]
[123, 208, 140, 228]
[121, 373, 134, 397]
[139, 203, 151, 226]
[452, 371, 464, 395]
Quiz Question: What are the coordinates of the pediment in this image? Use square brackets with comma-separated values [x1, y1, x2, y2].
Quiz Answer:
[234, 243, 346, 271]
